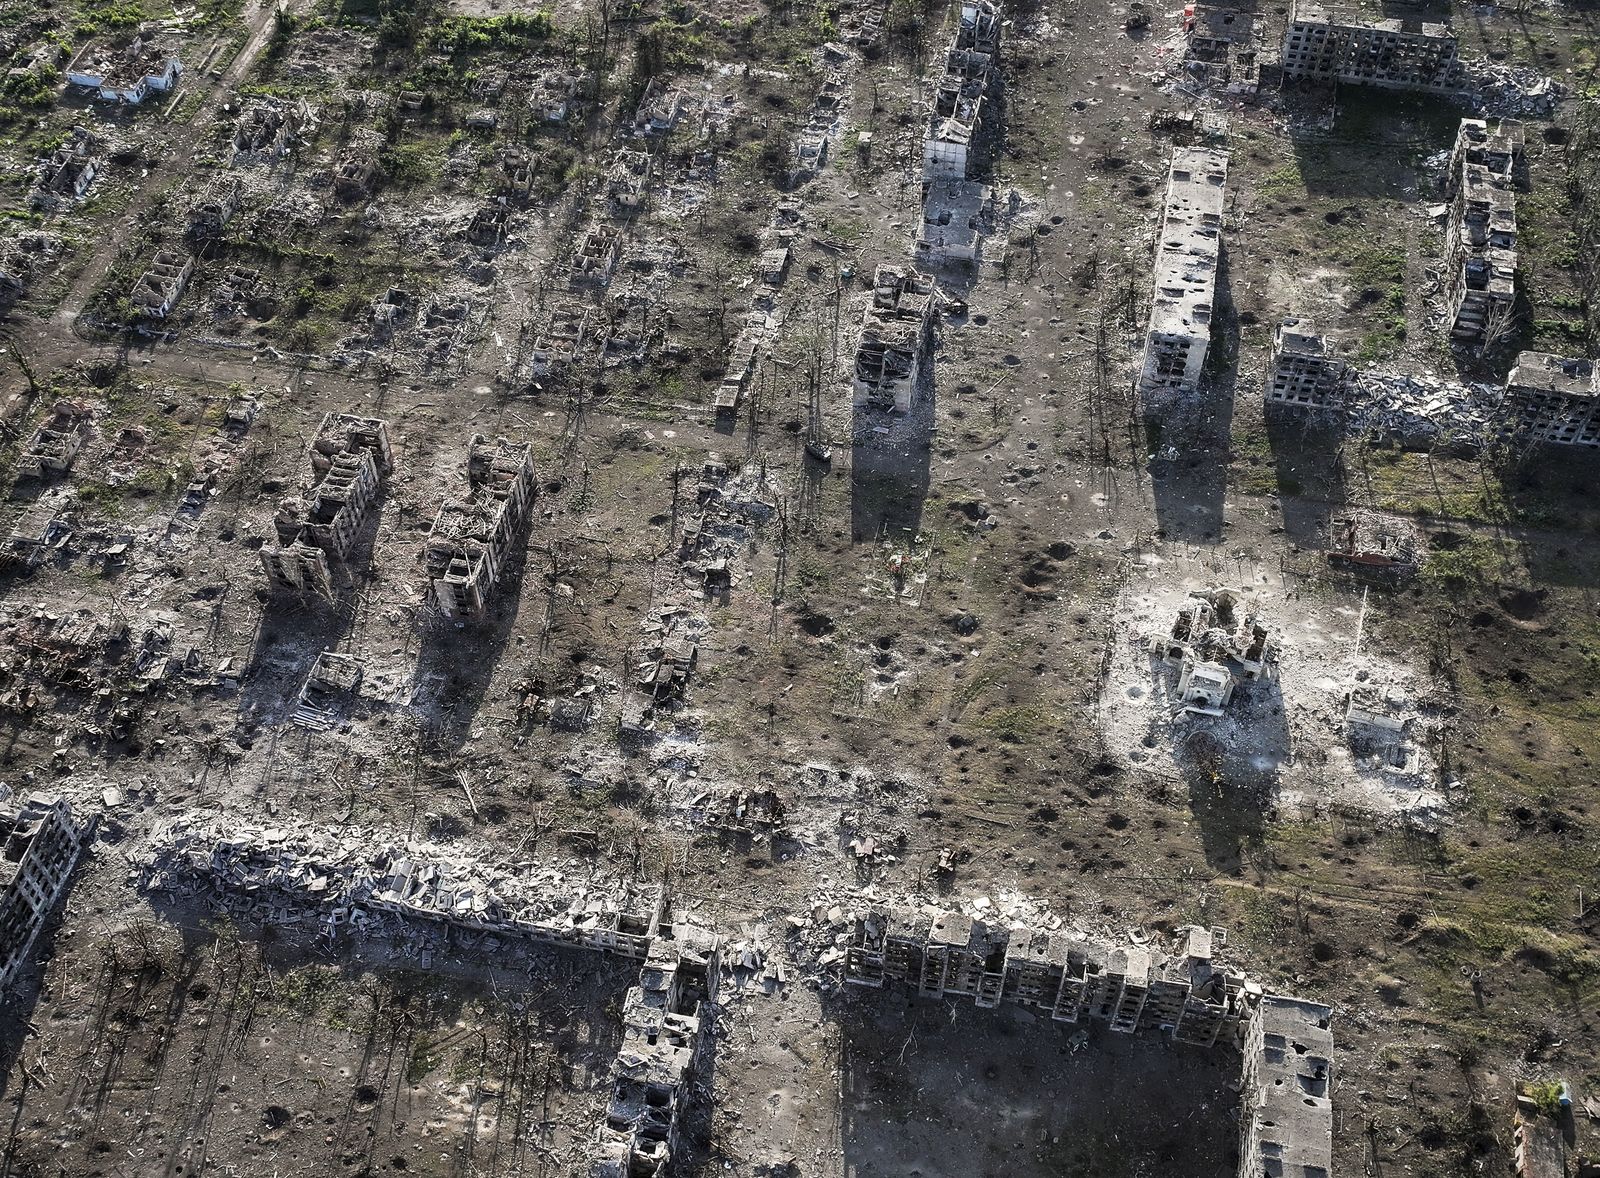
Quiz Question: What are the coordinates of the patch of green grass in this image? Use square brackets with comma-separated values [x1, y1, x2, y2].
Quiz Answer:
[1420, 536, 1502, 595]
[406, 1032, 443, 1084]
[978, 703, 1050, 743]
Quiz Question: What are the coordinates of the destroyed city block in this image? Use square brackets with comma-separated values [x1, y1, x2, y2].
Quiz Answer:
[0, 0, 1598, 1175]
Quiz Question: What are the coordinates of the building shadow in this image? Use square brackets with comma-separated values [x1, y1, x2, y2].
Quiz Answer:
[850, 364, 935, 543]
[830, 989, 1241, 1177]
[1264, 404, 1348, 547]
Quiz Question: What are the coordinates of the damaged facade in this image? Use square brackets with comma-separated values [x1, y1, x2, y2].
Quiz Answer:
[18, 400, 93, 480]
[260, 413, 393, 598]
[423, 435, 536, 621]
[1264, 317, 1349, 412]
[1281, 2, 1463, 92]
[130, 250, 195, 323]
[37, 127, 100, 200]
[0, 793, 87, 995]
[1446, 117, 1523, 352]
[1183, 5, 1262, 96]
[1138, 148, 1227, 401]
[916, 0, 1001, 265]
[1238, 997, 1334, 1178]
[853, 265, 938, 413]
[1499, 351, 1600, 448]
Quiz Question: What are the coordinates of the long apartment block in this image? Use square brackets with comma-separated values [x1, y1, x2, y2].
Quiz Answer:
[1281, 1, 1463, 92]
[1138, 148, 1228, 401]
[1446, 118, 1523, 352]
[0, 793, 87, 995]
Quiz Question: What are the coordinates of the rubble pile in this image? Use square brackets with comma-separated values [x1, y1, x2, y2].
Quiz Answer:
[1348, 370, 1501, 446]
[676, 456, 779, 599]
[1464, 58, 1562, 119]
[140, 817, 668, 959]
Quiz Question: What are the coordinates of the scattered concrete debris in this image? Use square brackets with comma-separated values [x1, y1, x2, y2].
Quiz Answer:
[1149, 588, 1273, 717]
[1183, 5, 1262, 97]
[36, 126, 101, 202]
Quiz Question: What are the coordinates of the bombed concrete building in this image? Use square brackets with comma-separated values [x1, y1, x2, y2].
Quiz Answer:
[423, 435, 536, 621]
[1183, 5, 1263, 96]
[1238, 997, 1334, 1178]
[260, 413, 393, 598]
[17, 400, 93, 480]
[1280, 2, 1463, 92]
[130, 251, 195, 323]
[1499, 351, 1600, 448]
[590, 933, 719, 1177]
[1137, 148, 1227, 401]
[1151, 588, 1273, 716]
[37, 127, 100, 200]
[922, 1, 1001, 182]
[1446, 118, 1523, 352]
[853, 265, 939, 413]
[1264, 317, 1349, 412]
[0, 793, 87, 995]
[917, 179, 993, 265]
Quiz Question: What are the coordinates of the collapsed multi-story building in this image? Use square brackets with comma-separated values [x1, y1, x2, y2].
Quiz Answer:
[0, 793, 87, 995]
[1446, 118, 1524, 352]
[1280, 2, 1463, 92]
[1264, 316, 1349, 412]
[853, 265, 939, 413]
[917, 180, 993, 266]
[259, 413, 392, 598]
[1183, 5, 1263, 95]
[1137, 148, 1227, 401]
[1150, 588, 1273, 716]
[591, 934, 719, 1177]
[1498, 351, 1600, 448]
[423, 436, 536, 621]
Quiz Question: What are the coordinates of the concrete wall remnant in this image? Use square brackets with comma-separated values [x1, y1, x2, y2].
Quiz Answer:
[260, 413, 392, 598]
[1138, 148, 1227, 401]
[423, 435, 536, 621]
[1500, 351, 1600, 447]
[1281, 1, 1462, 92]
[1151, 588, 1273, 715]
[0, 792, 87, 996]
[1265, 316, 1349, 411]
[130, 250, 195, 322]
[1184, 5, 1262, 95]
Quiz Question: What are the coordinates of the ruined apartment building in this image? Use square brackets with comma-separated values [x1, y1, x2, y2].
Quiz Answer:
[1499, 351, 1600, 448]
[591, 932, 719, 1178]
[259, 413, 393, 598]
[854, 265, 939, 413]
[1446, 118, 1523, 352]
[1280, 2, 1462, 92]
[1264, 317, 1349, 411]
[923, 1, 1001, 181]
[1137, 148, 1227, 401]
[0, 793, 87, 995]
[1238, 996, 1334, 1178]
[847, 904, 1334, 1178]
[423, 435, 536, 620]
[847, 908, 1239, 1043]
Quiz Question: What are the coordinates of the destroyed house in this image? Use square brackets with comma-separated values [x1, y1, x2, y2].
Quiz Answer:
[531, 305, 590, 374]
[0, 793, 85, 995]
[1280, 2, 1462, 93]
[233, 99, 313, 161]
[130, 251, 195, 322]
[186, 176, 242, 243]
[1265, 317, 1348, 411]
[1138, 148, 1227, 400]
[1153, 589, 1272, 716]
[39, 129, 100, 198]
[65, 32, 182, 104]
[1238, 996, 1334, 1178]
[17, 401, 93, 479]
[853, 265, 938, 413]
[423, 436, 536, 621]
[259, 413, 392, 598]
[1499, 351, 1600, 448]
[1446, 122, 1519, 352]
[633, 77, 684, 136]
[571, 224, 623, 287]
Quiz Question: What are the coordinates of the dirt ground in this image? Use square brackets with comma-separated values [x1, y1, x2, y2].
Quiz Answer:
[2, 0, 1600, 1173]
